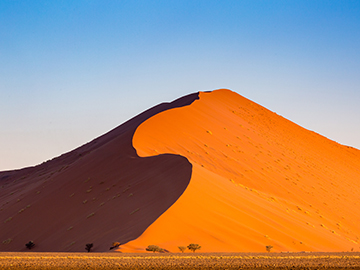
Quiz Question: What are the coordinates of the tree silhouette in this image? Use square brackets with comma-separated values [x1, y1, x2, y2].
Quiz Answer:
[187, 243, 201, 253]
[85, 243, 93, 252]
[178, 246, 186, 253]
[266, 245, 273, 252]
[25, 241, 35, 250]
[146, 245, 161, 253]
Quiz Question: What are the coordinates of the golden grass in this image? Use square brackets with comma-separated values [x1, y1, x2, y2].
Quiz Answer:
[0, 252, 359, 269]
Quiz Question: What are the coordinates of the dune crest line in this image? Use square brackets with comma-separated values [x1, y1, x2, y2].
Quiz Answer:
[0, 93, 199, 252]
[125, 89, 360, 253]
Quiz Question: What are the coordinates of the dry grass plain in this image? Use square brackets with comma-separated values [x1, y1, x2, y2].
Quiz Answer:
[0, 252, 359, 269]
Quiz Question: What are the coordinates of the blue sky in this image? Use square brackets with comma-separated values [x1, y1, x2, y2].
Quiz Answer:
[1, 1, 360, 170]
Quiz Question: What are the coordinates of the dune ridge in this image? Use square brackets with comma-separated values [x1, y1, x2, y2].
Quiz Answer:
[0, 93, 199, 251]
[123, 89, 360, 253]
[1, 89, 359, 253]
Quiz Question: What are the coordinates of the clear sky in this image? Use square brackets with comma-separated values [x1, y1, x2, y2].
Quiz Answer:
[1, 1, 359, 171]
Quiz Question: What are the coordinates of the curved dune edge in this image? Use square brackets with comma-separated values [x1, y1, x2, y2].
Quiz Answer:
[0, 93, 198, 252]
[121, 89, 360, 253]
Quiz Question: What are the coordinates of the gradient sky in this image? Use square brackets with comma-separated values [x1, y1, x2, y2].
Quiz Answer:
[1, 1, 360, 170]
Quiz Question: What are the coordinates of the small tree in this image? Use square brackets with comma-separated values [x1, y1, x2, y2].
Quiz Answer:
[85, 243, 93, 252]
[178, 246, 186, 253]
[187, 243, 201, 253]
[266, 245, 273, 252]
[25, 241, 35, 250]
[110, 242, 121, 250]
[146, 245, 161, 253]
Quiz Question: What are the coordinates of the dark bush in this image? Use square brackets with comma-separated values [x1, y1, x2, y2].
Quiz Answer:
[25, 241, 35, 250]
[85, 243, 93, 252]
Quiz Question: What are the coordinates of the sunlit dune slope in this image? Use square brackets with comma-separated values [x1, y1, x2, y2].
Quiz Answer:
[0, 93, 198, 252]
[125, 89, 360, 253]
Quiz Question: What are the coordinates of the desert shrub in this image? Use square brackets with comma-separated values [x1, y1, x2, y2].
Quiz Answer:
[266, 245, 273, 252]
[85, 243, 93, 252]
[110, 242, 121, 250]
[146, 245, 162, 253]
[187, 243, 201, 253]
[25, 241, 35, 249]
[178, 246, 186, 253]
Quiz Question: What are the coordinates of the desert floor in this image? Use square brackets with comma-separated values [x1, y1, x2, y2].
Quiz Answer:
[0, 252, 359, 269]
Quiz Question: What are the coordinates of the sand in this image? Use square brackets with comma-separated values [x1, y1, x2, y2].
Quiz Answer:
[1, 89, 359, 253]
[0, 93, 198, 251]
[124, 89, 360, 253]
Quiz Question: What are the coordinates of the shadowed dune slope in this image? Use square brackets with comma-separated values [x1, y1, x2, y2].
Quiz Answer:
[123, 89, 360, 253]
[0, 93, 199, 252]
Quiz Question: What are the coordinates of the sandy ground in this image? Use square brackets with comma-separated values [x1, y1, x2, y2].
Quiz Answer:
[0, 252, 359, 269]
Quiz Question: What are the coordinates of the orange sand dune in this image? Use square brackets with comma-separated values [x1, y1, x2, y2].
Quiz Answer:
[123, 89, 360, 253]
[1, 89, 359, 253]
[0, 93, 198, 252]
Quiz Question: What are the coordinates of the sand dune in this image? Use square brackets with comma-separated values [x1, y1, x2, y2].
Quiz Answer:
[1, 89, 359, 253]
[123, 89, 360, 252]
[0, 93, 198, 251]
